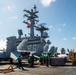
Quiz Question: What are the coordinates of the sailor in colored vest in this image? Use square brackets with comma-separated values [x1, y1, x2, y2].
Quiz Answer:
[28, 54, 34, 67]
[45, 54, 49, 67]
[39, 55, 44, 65]
[16, 56, 24, 70]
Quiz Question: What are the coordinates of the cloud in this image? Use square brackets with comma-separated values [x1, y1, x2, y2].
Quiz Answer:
[62, 23, 66, 27]
[2, 5, 16, 13]
[49, 25, 53, 29]
[58, 23, 66, 31]
[72, 37, 76, 40]
[9, 16, 18, 20]
[62, 38, 67, 41]
[58, 23, 66, 27]
[49, 23, 66, 32]
[58, 29, 62, 32]
[0, 39, 7, 50]
[40, 0, 56, 7]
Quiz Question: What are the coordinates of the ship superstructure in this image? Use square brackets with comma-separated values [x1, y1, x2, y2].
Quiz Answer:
[17, 5, 51, 56]
[0, 5, 51, 63]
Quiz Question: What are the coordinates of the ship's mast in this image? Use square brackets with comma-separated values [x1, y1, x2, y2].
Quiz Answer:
[36, 24, 49, 38]
[23, 5, 39, 38]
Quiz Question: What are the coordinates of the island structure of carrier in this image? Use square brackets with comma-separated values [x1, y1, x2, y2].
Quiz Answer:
[0, 5, 51, 63]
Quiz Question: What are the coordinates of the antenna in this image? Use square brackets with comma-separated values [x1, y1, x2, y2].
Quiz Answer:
[23, 5, 39, 38]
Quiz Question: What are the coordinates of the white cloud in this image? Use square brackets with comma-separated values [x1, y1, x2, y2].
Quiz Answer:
[62, 23, 66, 27]
[2, 5, 16, 13]
[58, 29, 62, 32]
[0, 39, 7, 50]
[7, 5, 16, 12]
[49, 25, 53, 29]
[62, 38, 67, 41]
[72, 37, 76, 40]
[58, 23, 66, 31]
[40, 0, 56, 7]
[9, 16, 18, 20]
[49, 23, 66, 32]
[58, 23, 66, 27]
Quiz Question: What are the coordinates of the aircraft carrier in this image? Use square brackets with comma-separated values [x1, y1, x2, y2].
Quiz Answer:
[0, 5, 75, 75]
[0, 5, 52, 62]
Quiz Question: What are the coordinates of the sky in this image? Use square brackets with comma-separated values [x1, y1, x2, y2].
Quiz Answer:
[0, 0, 76, 52]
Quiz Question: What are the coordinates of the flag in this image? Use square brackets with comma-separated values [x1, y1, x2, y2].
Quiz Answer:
[25, 22, 31, 28]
